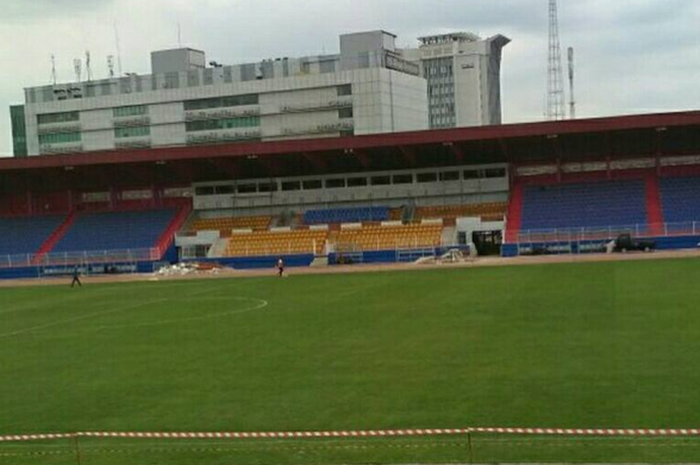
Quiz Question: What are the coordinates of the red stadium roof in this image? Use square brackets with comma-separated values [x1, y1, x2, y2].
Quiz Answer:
[1, 110, 699, 192]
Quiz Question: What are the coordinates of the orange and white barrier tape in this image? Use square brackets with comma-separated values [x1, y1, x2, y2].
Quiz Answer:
[1, 427, 699, 443]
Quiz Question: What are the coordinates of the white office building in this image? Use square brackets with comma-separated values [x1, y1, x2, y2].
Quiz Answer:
[11, 30, 510, 157]
[401, 32, 510, 128]
[14, 31, 429, 156]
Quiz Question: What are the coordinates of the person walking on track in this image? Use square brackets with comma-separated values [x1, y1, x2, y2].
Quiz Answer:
[71, 266, 82, 288]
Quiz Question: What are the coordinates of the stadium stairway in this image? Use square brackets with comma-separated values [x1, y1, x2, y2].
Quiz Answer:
[155, 202, 192, 256]
[504, 182, 523, 242]
[645, 172, 665, 235]
[31, 209, 78, 264]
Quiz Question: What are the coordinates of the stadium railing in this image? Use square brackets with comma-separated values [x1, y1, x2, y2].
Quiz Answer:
[0, 247, 160, 269]
[515, 221, 700, 244]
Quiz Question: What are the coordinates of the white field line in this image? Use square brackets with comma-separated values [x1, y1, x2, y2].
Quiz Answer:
[95, 296, 268, 330]
[0, 299, 167, 339]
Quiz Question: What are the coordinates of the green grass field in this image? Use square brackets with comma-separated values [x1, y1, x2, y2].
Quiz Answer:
[3, 258, 700, 464]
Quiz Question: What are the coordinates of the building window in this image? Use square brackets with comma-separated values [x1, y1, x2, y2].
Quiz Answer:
[195, 186, 215, 196]
[258, 182, 278, 193]
[337, 84, 352, 96]
[319, 60, 336, 74]
[303, 180, 323, 190]
[164, 72, 180, 89]
[38, 111, 79, 125]
[464, 169, 481, 180]
[347, 177, 367, 187]
[119, 78, 132, 94]
[440, 171, 460, 181]
[484, 168, 507, 178]
[392, 174, 413, 184]
[338, 108, 353, 119]
[371, 175, 391, 186]
[188, 71, 200, 87]
[113, 105, 147, 118]
[114, 126, 150, 138]
[39, 132, 81, 144]
[236, 184, 256, 194]
[215, 185, 235, 195]
[203, 69, 214, 85]
[417, 172, 438, 183]
[325, 178, 345, 189]
[185, 116, 261, 132]
[184, 94, 259, 111]
[281, 181, 301, 191]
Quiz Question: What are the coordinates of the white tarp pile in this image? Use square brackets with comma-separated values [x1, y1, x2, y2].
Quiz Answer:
[155, 262, 224, 276]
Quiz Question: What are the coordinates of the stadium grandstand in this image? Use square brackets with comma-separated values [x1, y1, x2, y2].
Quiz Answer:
[1, 110, 700, 278]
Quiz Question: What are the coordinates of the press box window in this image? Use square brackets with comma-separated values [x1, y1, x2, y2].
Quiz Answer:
[326, 178, 346, 189]
[258, 182, 278, 193]
[440, 171, 460, 181]
[302, 180, 323, 190]
[485, 168, 506, 178]
[337, 84, 352, 96]
[392, 174, 413, 184]
[347, 177, 367, 187]
[195, 186, 215, 196]
[215, 185, 235, 195]
[417, 172, 438, 183]
[236, 184, 256, 194]
[281, 181, 301, 191]
[464, 169, 480, 180]
[338, 108, 353, 119]
[371, 176, 391, 186]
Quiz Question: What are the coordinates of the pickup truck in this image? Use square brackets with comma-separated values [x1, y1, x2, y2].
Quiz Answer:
[613, 234, 656, 252]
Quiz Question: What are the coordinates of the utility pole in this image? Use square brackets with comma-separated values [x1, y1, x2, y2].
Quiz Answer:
[547, 0, 565, 120]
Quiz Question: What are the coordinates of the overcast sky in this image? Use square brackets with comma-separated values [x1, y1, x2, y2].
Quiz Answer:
[0, 0, 698, 156]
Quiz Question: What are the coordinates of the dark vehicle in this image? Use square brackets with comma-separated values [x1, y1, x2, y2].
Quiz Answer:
[614, 234, 656, 252]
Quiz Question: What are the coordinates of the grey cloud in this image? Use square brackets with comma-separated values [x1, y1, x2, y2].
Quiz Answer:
[0, 0, 115, 23]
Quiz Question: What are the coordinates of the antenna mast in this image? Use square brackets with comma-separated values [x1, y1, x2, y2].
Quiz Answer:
[85, 50, 93, 82]
[73, 59, 82, 82]
[568, 47, 576, 119]
[547, 0, 565, 120]
[114, 22, 123, 76]
[50, 54, 57, 85]
[107, 55, 115, 78]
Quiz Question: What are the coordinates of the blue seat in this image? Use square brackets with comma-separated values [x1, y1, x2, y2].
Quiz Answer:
[0, 216, 63, 255]
[304, 206, 390, 225]
[520, 180, 648, 231]
[53, 209, 176, 252]
[660, 176, 700, 223]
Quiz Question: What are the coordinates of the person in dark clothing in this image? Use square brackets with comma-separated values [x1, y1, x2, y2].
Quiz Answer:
[71, 267, 82, 287]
